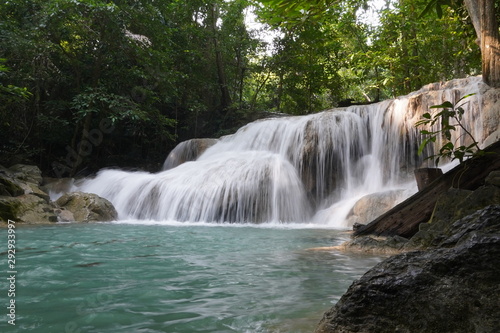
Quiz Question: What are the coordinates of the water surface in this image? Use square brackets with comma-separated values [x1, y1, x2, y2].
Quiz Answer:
[1, 222, 383, 332]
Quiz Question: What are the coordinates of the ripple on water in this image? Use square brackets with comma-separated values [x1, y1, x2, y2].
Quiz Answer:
[0, 224, 384, 333]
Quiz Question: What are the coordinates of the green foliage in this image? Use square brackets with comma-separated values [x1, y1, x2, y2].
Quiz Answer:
[420, 0, 457, 18]
[0, 0, 487, 173]
[0, 0, 263, 172]
[70, 87, 143, 123]
[0, 59, 31, 102]
[416, 93, 482, 165]
[256, 0, 481, 102]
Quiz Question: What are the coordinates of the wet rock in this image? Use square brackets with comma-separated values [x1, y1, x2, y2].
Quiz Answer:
[480, 87, 500, 146]
[54, 207, 75, 222]
[315, 207, 500, 333]
[0, 194, 57, 223]
[485, 170, 500, 186]
[345, 190, 406, 227]
[438, 205, 500, 247]
[317, 167, 500, 333]
[0, 164, 50, 200]
[55, 192, 117, 222]
[163, 138, 219, 170]
[0, 164, 56, 223]
[0, 168, 25, 197]
[406, 182, 500, 249]
[336, 235, 409, 255]
[9, 164, 43, 185]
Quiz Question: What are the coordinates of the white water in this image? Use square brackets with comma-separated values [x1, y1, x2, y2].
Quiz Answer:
[78, 77, 485, 228]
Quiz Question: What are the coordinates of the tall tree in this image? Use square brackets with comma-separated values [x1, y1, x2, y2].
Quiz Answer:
[256, 0, 495, 91]
[422, 0, 500, 86]
[464, 0, 500, 87]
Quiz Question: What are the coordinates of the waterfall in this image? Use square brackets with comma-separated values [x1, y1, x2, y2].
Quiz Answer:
[78, 77, 487, 227]
[81, 152, 310, 223]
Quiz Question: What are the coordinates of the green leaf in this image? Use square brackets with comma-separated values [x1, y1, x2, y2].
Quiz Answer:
[417, 140, 429, 156]
[436, 3, 443, 18]
[453, 150, 465, 162]
[431, 101, 453, 109]
[440, 142, 454, 153]
[457, 93, 476, 103]
[419, 0, 438, 18]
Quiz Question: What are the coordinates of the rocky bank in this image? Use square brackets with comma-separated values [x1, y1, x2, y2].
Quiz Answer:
[315, 169, 500, 333]
[0, 164, 117, 223]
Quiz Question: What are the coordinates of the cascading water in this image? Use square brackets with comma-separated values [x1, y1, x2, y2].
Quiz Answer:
[81, 151, 310, 223]
[78, 77, 486, 227]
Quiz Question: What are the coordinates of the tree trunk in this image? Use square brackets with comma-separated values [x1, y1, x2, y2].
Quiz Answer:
[464, 0, 500, 87]
[480, 0, 500, 87]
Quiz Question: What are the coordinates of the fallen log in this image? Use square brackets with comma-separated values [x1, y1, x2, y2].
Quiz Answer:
[354, 140, 500, 238]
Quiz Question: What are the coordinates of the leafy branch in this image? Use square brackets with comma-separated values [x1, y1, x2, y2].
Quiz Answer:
[416, 93, 482, 166]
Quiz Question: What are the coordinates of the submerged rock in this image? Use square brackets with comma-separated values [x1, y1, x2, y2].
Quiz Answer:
[55, 192, 118, 222]
[315, 206, 500, 333]
[334, 235, 409, 255]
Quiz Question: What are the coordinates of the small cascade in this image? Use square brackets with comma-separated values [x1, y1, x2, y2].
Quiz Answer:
[77, 77, 487, 227]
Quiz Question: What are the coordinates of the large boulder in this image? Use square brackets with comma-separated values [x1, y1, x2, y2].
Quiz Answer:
[0, 194, 57, 223]
[315, 206, 500, 333]
[0, 164, 50, 200]
[9, 164, 43, 185]
[345, 190, 406, 227]
[55, 192, 117, 222]
[0, 169, 25, 197]
[0, 164, 57, 223]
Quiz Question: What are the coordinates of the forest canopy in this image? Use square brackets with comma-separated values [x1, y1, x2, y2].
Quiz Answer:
[0, 0, 486, 176]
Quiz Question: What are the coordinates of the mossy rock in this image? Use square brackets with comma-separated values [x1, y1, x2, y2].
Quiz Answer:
[406, 173, 500, 250]
[0, 194, 57, 223]
[55, 192, 117, 222]
[9, 164, 43, 185]
[0, 176, 25, 197]
[0, 196, 21, 221]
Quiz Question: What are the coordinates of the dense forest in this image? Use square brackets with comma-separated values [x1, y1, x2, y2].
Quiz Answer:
[0, 0, 492, 176]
